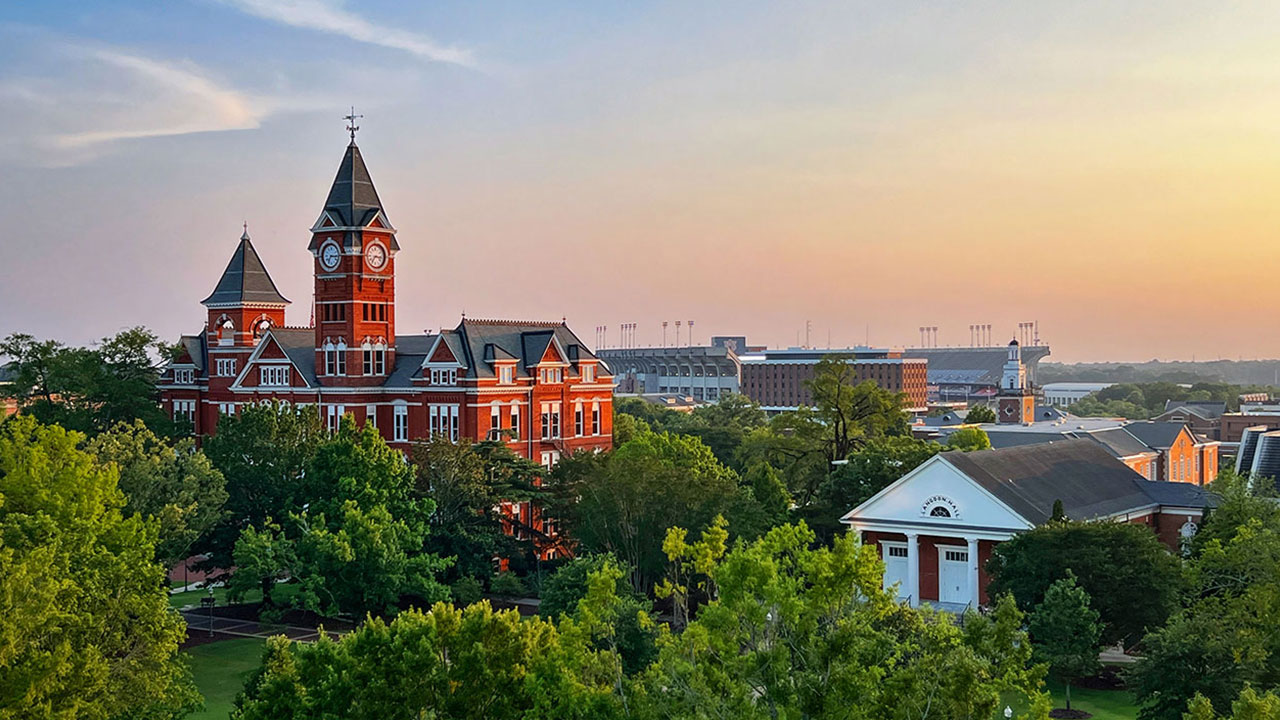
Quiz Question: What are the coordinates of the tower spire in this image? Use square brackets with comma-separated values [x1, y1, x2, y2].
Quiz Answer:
[343, 107, 363, 143]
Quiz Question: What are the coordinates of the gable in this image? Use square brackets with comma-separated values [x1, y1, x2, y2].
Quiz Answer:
[843, 455, 1033, 531]
[257, 336, 288, 360]
[428, 338, 459, 364]
[540, 340, 564, 365]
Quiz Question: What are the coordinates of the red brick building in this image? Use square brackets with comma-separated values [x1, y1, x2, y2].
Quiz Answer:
[738, 347, 928, 412]
[159, 137, 613, 557]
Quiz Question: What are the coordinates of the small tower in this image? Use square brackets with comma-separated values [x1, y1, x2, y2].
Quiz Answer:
[202, 226, 290, 351]
[996, 338, 1035, 424]
[309, 126, 398, 387]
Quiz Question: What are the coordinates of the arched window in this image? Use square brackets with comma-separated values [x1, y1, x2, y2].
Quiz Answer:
[252, 317, 272, 342]
[929, 506, 952, 518]
[218, 318, 235, 346]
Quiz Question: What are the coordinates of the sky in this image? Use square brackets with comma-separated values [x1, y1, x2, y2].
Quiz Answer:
[2, 2, 1280, 363]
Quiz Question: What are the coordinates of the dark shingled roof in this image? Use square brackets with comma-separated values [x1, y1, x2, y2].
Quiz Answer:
[944, 439, 1186, 524]
[202, 230, 290, 307]
[1088, 427, 1156, 459]
[1122, 421, 1188, 449]
[1160, 400, 1227, 420]
[268, 328, 318, 387]
[446, 319, 602, 379]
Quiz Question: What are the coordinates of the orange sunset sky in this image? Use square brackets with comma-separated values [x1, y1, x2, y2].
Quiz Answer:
[2, 2, 1279, 362]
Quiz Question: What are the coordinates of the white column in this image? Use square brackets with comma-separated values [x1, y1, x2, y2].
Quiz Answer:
[966, 537, 981, 609]
[906, 532, 920, 608]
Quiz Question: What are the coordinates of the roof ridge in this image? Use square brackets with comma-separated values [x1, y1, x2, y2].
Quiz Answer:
[463, 318, 565, 328]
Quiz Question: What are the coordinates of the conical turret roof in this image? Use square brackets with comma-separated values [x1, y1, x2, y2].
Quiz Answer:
[201, 229, 290, 307]
[321, 142, 388, 228]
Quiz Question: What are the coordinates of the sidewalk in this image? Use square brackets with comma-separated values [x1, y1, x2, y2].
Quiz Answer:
[180, 610, 349, 644]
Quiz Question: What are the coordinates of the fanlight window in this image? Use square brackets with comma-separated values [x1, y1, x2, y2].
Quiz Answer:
[929, 505, 952, 518]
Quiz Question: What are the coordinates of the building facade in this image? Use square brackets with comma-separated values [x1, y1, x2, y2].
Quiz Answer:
[841, 439, 1213, 610]
[598, 344, 740, 401]
[159, 137, 613, 558]
[738, 347, 928, 413]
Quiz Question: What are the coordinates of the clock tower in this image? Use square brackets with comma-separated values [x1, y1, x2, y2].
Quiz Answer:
[996, 338, 1035, 424]
[309, 135, 398, 387]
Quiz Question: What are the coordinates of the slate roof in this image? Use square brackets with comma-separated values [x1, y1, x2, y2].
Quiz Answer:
[310, 142, 400, 252]
[983, 431, 1074, 450]
[202, 230, 290, 307]
[943, 439, 1204, 524]
[446, 319, 602, 379]
[1161, 400, 1227, 420]
[1122, 421, 1188, 449]
[384, 334, 438, 388]
[269, 328, 318, 386]
[178, 334, 207, 373]
[1088, 427, 1156, 459]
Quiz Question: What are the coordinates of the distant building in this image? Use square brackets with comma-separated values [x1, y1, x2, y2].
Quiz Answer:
[841, 439, 1214, 610]
[0, 364, 15, 418]
[598, 345, 740, 402]
[738, 347, 928, 413]
[1152, 400, 1226, 441]
[1041, 382, 1114, 407]
[1221, 410, 1280, 444]
[905, 344, 1051, 404]
[995, 340, 1037, 425]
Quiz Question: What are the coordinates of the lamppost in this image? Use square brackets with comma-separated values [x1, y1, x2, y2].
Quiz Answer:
[201, 587, 216, 638]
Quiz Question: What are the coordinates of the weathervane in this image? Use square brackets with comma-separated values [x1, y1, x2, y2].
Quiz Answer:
[343, 107, 363, 142]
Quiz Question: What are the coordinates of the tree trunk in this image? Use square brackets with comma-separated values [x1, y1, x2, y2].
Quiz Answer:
[1064, 679, 1072, 711]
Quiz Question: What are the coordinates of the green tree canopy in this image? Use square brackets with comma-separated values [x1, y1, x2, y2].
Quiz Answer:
[965, 405, 997, 423]
[88, 419, 227, 567]
[1029, 573, 1102, 712]
[0, 328, 179, 437]
[548, 428, 763, 594]
[229, 422, 451, 619]
[634, 522, 1049, 719]
[232, 601, 623, 720]
[0, 416, 198, 718]
[986, 520, 1185, 646]
[199, 400, 324, 570]
[946, 426, 992, 452]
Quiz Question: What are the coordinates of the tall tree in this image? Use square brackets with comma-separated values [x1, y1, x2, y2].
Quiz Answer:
[0, 328, 179, 437]
[199, 400, 324, 570]
[229, 422, 451, 619]
[986, 520, 1185, 646]
[0, 416, 198, 719]
[1029, 574, 1102, 713]
[88, 420, 228, 568]
[806, 354, 910, 463]
[548, 428, 758, 593]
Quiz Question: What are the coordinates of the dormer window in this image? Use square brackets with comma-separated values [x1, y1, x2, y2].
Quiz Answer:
[539, 367, 563, 384]
[174, 368, 195, 385]
[499, 365, 514, 385]
[430, 368, 457, 385]
[582, 364, 595, 383]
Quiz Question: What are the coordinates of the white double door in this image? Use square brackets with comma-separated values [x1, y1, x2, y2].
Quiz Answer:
[937, 546, 970, 605]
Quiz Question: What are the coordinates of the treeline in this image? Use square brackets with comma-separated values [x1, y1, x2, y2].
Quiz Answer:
[1066, 381, 1277, 419]
[1041, 359, 1280, 388]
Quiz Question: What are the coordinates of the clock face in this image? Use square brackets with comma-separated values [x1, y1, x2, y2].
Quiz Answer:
[321, 242, 341, 270]
[365, 242, 387, 270]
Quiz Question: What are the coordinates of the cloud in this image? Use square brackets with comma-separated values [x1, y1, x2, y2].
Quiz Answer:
[49, 49, 264, 150]
[220, 0, 474, 67]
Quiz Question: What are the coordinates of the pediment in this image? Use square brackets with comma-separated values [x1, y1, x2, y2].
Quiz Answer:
[842, 455, 1033, 530]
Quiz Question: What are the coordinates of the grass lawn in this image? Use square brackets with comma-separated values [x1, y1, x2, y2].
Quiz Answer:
[169, 583, 300, 610]
[1002, 685, 1139, 719]
[184, 638, 265, 720]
